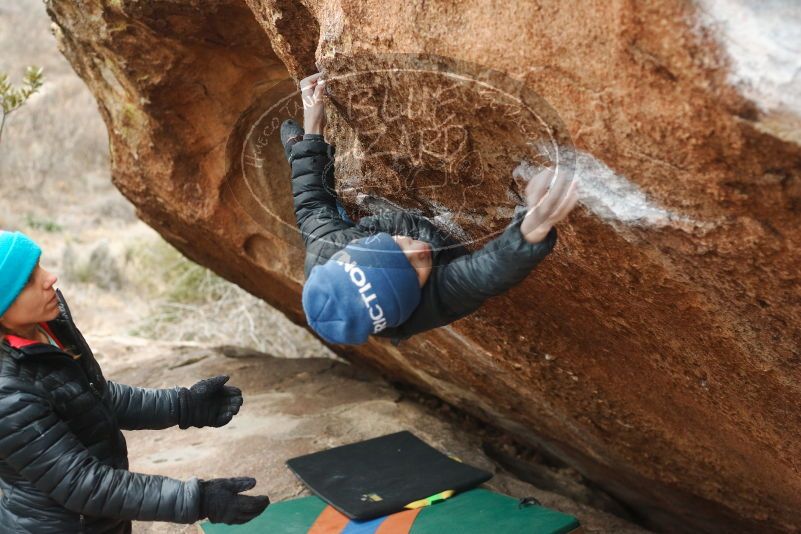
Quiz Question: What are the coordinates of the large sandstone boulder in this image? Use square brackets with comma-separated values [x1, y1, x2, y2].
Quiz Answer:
[45, 1, 800, 532]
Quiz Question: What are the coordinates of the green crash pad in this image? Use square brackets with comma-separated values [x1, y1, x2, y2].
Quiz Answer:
[200, 488, 580, 534]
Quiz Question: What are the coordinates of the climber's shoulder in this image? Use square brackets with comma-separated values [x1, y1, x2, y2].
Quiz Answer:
[357, 210, 458, 248]
[303, 225, 368, 277]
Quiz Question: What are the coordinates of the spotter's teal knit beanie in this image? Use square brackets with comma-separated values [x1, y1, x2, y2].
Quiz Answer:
[0, 231, 41, 317]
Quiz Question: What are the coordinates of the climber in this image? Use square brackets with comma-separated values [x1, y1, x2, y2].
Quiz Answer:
[281, 71, 578, 346]
[0, 231, 270, 532]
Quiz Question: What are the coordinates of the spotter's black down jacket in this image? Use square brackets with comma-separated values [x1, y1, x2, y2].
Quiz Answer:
[289, 134, 558, 343]
[0, 290, 200, 533]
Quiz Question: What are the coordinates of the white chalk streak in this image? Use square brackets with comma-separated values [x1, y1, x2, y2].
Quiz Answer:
[695, 0, 801, 118]
[514, 155, 694, 228]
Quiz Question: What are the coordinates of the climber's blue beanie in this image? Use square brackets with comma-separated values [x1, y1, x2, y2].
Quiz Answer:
[0, 231, 42, 317]
[302, 233, 421, 345]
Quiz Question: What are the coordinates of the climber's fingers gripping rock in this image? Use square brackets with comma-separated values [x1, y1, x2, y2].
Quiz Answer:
[515, 166, 551, 208]
[300, 71, 327, 135]
[519, 167, 579, 244]
[300, 72, 324, 102]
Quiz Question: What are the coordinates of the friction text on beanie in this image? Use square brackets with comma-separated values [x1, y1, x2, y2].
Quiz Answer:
[336, 254, 387, 334]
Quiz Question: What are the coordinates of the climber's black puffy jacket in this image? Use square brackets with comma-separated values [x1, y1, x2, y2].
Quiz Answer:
[289, 134, 558, 343]
[0, 290, 200, 533]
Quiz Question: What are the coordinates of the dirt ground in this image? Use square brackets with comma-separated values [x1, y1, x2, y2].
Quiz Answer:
[86, 336, 646, 533]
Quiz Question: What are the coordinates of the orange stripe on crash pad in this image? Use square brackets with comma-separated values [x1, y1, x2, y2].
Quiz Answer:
[375, 508, 421, 534]
[309, 506, 351, 534]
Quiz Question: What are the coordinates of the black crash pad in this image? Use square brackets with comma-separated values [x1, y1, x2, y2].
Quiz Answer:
[286, 431, 493, 520]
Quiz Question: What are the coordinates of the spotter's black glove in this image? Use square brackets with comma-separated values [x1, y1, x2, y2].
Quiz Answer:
[178, 375, 243, 429]
[199, 477, 269, 524]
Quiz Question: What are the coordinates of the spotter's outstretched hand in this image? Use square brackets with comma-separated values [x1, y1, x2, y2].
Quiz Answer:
[199, 477, 269, 524]
[178, 375, 243, 429]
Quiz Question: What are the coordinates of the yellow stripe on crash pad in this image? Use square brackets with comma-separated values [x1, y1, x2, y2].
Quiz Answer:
[404, 490, 455, 509]
[309, 506, 350, 534]
[375, 508, 421, 534]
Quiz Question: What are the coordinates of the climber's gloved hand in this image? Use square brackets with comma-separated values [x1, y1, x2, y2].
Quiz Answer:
[199, 477, 270, 524]
[179, 375, 243, 429]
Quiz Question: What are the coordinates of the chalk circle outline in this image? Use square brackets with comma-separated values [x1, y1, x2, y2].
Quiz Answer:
[238, 53, 576, 264]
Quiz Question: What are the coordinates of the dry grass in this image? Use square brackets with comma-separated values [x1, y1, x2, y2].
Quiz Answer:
[0, 0, 123, 232]
[121, 235, 331, 358]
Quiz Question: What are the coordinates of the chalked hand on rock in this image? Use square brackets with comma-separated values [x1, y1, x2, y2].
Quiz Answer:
[300, 71, 327, 136]
[515, 165, 579, 244]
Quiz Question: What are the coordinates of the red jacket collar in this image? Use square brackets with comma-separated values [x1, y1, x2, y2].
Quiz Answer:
[3, 322, 65, 350]
[3, 335, 38, 349]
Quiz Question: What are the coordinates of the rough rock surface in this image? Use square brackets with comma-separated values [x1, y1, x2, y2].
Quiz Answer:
[45, 1, 801, 532]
